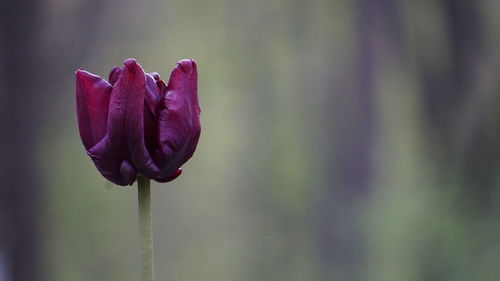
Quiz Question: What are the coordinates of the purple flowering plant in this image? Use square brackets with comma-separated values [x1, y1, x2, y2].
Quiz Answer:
[76, 58, 201, 281]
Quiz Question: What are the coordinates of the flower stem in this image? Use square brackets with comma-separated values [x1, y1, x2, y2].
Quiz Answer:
[138, 175, 155, 281]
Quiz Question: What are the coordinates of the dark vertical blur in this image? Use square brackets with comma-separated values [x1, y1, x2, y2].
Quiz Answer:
[315, 1, 403, 279]
[420, 0, 500, 210]
[0, 0, 44, 280]
[0, 0, 111, 279]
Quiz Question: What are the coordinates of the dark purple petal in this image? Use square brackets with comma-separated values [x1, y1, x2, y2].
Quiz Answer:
[75, 70, 112, 150]
[143, 75, 161, 156]
[157, 79, 168, 97]
[88, 59, 160, 185]
[145, 73, 161, 114]
[115, 59, 160, 178]
[87, 143, 134, 185]
[155, 169, 182, 183]
[146, 73, 160, 97]
[156, 59, 201, 180]
[149, 72, 161, 81]
[120, 160, 137, 185]
[108, 66, 121, 85]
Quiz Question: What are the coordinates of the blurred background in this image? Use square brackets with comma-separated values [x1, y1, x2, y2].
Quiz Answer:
[1, 0, 500, 280]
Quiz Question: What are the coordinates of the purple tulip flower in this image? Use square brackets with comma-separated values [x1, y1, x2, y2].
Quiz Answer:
[76, 58, 201, 186]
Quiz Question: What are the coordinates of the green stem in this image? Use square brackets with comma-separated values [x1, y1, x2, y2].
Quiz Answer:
[138, 176, 155, 281]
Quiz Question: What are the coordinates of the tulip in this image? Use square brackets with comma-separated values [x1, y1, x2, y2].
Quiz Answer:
[76, 58, 201, 186]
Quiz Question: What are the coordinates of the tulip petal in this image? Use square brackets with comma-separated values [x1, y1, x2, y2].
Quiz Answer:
[87, 145, 131, 185]
[157, 59, 201, 179]
[146, 73, 160, 97]
[112, 59, 160, 178]
[143, 74, 162, 156]
[148, 72, 168, 97]
[88, 59, 160, 185]
[149, 72, 161, 81]
[108, 66, 121, 85]
[75, 70, 112, 150]
[120, 160, 137, 185]
[156, 169, 182, 183]
[157, 79, 168, 97]
[145, 73, 161, 115]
